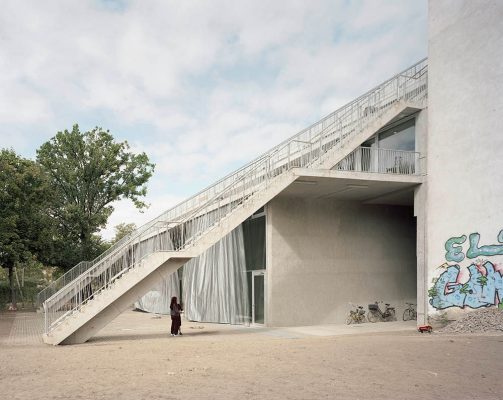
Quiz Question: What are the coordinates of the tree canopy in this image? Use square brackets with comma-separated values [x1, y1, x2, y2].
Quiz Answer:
[0, 149, 54, 306]
[37, 125, 155, 267]
[112, 223, 137, 245]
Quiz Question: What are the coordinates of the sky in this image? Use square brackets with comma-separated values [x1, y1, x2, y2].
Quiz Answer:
[0, 0, 427, 239]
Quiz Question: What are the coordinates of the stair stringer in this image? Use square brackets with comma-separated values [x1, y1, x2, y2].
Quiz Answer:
[49, 255, 192, 345]
[43, 171, 298, 345]
[316, 100, 424, 171]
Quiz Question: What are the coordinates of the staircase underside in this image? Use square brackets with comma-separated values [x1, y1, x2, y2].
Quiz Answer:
[284, 168, 422, 206]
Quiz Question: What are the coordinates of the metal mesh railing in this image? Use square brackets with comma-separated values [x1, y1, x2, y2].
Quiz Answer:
[41, 58, 428, 335]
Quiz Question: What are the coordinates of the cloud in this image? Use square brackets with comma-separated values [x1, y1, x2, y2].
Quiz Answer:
[0, 0, 428, 237]
[101, 193, 185, 240]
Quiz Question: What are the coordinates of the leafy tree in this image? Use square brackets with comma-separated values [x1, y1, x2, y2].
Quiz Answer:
[111, 223, 137, 244]
[37, 125, 155, 268]
[0, 149, 54, 308]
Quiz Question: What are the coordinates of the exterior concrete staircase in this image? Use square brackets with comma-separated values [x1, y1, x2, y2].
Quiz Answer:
[41, 59, 428, 345]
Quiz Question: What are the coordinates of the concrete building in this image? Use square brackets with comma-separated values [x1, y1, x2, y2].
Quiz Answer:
[39, 0, 503, 344]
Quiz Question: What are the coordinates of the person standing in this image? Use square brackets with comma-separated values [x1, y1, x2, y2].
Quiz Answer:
[170, 296, 182, 336]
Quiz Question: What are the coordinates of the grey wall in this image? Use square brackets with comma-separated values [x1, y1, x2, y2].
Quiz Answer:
[427, 0, 503, 317]
[414, 109, 428, 324]
[266, 197, 416, 326]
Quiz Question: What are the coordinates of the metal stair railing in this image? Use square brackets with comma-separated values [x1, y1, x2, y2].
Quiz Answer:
[37, 261, 92, 307]
[42, 58, 428, 335]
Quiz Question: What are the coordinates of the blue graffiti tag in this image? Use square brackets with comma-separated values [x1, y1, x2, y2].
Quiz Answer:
[429, 261, 503, 310]
[445, 229, 503, 262]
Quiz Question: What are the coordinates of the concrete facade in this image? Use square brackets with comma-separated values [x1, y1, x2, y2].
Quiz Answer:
[426, 0, 503, 316]
[266, 196, 416, 326]
[264, 0, 503, 327]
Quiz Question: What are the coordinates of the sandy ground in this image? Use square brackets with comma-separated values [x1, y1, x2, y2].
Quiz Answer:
[0, 310, 502, 400]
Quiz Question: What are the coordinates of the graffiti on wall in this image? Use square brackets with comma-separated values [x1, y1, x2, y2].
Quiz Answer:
[429, 229, 503, 310]
[445, 230, 503, 263]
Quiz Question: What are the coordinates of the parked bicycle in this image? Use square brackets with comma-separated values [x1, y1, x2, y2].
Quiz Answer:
[403, 302, 417, 321]
[345, 304, 366, 324]
[367, 301, 396, 322]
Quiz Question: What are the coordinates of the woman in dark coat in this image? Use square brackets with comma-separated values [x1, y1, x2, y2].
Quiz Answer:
[170, 296, 182, 336]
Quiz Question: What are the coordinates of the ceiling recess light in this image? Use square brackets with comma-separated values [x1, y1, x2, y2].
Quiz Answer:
[346, 184, 369, 189]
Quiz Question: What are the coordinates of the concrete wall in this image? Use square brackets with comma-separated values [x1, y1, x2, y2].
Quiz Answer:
[266, 197, 416, 326]
[427, 0, 503, 317]
[414, 109, 428, 324]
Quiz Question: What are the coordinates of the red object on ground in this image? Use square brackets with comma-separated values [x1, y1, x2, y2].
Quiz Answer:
[418, 325, 433, 333]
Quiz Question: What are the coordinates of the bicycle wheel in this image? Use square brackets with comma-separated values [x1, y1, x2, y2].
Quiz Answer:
[388, 309, 396, 321]
[367, 311, 379, 323]
[345, 315, 354, 325]
[403, 309, 411, 321]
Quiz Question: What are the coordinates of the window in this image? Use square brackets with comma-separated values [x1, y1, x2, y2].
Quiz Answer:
[378, 118, 415, 151]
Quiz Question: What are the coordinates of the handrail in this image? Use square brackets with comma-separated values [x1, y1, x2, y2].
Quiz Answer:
[41, 58, 428, 334]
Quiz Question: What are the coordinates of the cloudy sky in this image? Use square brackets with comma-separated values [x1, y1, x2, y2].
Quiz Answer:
[0, 0, 427, 239]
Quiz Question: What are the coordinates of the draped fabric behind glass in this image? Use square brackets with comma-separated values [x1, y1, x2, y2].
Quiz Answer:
[134, 272, 180, 314]
[133, 227, 180, 314]
[135, 225, 249, 325]
[182, 226, 249, 324]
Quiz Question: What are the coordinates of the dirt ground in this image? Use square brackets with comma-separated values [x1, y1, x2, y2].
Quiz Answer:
[0, 310, 502, 400]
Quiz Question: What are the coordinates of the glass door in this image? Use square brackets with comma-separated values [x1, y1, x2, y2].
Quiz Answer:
[252, 270, 265, 324]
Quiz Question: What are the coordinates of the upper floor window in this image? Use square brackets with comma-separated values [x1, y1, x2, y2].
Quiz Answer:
[378, 118, 415, 151]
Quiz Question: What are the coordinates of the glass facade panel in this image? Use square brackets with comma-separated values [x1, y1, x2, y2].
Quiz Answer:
[377, 119, 415, 173]
[360, 137, 377, 172]
[243, 215, 266, 321]
[243, 216, 266, 270]
[378, 118, 415, 151]
[253, 274, 265, 324]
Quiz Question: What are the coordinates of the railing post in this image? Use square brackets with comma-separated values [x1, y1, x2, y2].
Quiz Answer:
[287, 142, 291, 169]
[43, 302, 48, 334]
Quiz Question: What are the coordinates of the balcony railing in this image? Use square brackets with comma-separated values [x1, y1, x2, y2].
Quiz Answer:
[334, 147, 420, 175]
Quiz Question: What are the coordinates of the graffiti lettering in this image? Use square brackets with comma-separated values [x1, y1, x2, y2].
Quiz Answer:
[429, 261, 503, 310]
[445, 230, 503, 262]
[466, 232, 503, 259]
[445, 235, 467, 262]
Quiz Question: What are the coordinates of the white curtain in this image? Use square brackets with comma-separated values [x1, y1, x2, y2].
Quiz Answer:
[135, 225, 249, 325]
[134, 271, 180, 314]
[183, 226, 249, 325]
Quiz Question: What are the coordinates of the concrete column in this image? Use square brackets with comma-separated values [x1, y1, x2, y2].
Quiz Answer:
[414, 109, 428, 325]
[427, 0, 503, 319]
